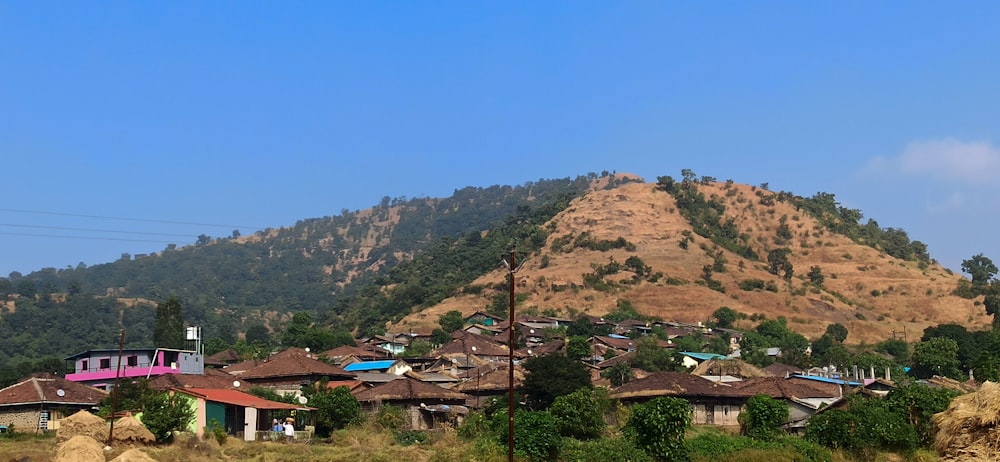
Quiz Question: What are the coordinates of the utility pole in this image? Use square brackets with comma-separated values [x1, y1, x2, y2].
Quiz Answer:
[107, 329, 126, 446]
[503, 248, 523, 462]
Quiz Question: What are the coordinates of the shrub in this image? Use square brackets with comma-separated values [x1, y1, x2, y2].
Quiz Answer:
[142, 392, 195, 443]
[550, 388, 608, 440]
[740, 279, 766, 291]
[495, 410, 562, 461]
[561, 436, 651, 462]
[740, 394, 788, 441]
[373, 405, 407, 431]
[625, 397, 691, 461]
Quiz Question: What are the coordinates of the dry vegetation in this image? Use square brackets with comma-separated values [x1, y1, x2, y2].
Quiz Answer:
[395, 179, 981, 343]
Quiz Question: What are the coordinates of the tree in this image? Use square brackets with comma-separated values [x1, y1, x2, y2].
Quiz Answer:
[601, 362, 633, 387]
[985, 281, 1000, 331]
[712, 307, 738, 329]
[625, 396, 692, 461]
[550, 387, 608, 440]
[307, 385, 361, 436]
[495, 410, 562, 461]
[740, 394, 788, 441]
[824, 323, 848, 343]
[962, 253, 997, 293]
[911, 337, 962, 379]
[153, 297, 185, 349]
[438, 310, 464, 334]
[566, 336, 591, 361]
[767, 248, 794, 280]
[522, 353, 592, 409]
[808, 266, 825, 285]
[142, 391, 196, 443]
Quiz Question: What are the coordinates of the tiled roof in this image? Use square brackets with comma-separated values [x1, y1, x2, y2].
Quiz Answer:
[730, 377, 840, 399]
[454, 365, 524, 392]
[609, 372, 750, 400]
[318, 344, 391, 361]
[177, 388, 310, 410]
[0, 373, 107, 406]
[205, 349, 240, 366]
[593, 335, 636, 351]
[434, 332, 509, 357]
[148, 368, 240, 390]
[763, 362, 803, 378]
[354, 377, 470, 402]
[238, 348, 354, 380]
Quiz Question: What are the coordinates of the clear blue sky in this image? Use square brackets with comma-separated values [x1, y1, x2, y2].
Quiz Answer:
[1, 2, 998, 276]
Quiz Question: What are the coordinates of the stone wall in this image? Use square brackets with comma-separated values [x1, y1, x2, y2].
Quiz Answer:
[0, 409, 42, 433]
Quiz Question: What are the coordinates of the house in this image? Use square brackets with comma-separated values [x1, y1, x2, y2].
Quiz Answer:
[354, 377, 470, 430]
[730, 377, 842, 432]
[148, 367, 241, 391]
[454, 364, 523, 409]
[65, 348, 204, 390]
[204, 349, 241, 368]
[609, 372, 751, 426]
[679, 352, 728, 370]
[0, 373, 108, 433]
[432, 331, 509, 362]
[591, 335, 637, 360]
[463, 311, 505, 327]
[234, 348, 355, 394]
[318, 344, 392, 365]
[345, 360, 413, 386]
[344, 360, 412, 376]
[691, 358, 772, 382]
[170, 387, 314, 441]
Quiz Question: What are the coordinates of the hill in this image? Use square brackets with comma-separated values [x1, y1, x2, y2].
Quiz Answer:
[392, 176, 980, 343]
[0, 171, 986, 373]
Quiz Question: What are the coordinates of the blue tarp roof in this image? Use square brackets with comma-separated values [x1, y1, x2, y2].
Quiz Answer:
[344, 360, 397, 372]
[680, 352, 728, 361]
[791, 374, 862, 386]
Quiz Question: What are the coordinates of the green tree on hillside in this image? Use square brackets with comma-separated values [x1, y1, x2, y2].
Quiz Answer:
[962, 253, 997, 294]
[153, 297, 185, 349]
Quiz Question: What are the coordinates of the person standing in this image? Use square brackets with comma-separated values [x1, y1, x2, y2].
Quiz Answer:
[284, 418, 295, 443]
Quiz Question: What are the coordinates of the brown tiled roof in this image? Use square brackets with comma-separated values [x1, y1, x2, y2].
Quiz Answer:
[0, 373, 107, 406]
[148, 368, 240, 390]
[238, 348, 354, 380]
[609, 372, 750, 400]
[595, 351, 636, 369]
[205, 349, 240, 366]
[318, 344, 390, 362]
[354, 377, 470, 402]
[515, 339, 564, 358]
[433, 332, 509, 357]
[730, 377, 839, 399]
[593, 336, 636, 351]
[454, 365, 524, 392]
[692, 359, 773, 379]
[763, 363, 803, 378]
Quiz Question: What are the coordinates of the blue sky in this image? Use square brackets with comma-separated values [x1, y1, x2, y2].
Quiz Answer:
[1, 2, 998, 276]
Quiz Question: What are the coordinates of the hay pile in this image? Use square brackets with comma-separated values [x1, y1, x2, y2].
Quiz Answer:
[933, 381, 1000, 461]
[110, 448, 157, 462]
[54, 434, 105, 462]
[58, 410, 109, 443]
[111, 414, 155, 444]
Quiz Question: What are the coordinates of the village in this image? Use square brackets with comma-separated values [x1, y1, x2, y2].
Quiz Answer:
[0, 309, 940, 443]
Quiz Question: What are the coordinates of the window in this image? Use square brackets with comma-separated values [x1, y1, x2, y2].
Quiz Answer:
[99, 358, 110, 370]
[127, 356, 138, 367]
[80, 359, 89, 372]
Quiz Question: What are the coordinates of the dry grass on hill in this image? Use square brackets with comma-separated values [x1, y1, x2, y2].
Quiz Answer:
[394, 179, 981, 344]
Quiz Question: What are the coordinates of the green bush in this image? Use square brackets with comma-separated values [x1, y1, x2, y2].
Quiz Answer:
[740, 394, 788, 441]
[561, 436, 652, 462]
[686, 431, 831, 462]
[625, 397, 691, 461]
[550, 388, 608, 440]
[493, 410, 562, 461]
[373, 404, 407, 431]
[142, 392, 195, 443]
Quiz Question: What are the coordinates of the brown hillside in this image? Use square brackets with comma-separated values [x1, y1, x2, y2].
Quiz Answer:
[394, 177, 983, 344]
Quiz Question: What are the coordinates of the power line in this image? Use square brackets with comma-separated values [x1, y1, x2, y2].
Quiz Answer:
[0, 231, 178, 244]
[0, 208, 264, 229]
[0, 223, 196, 238]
